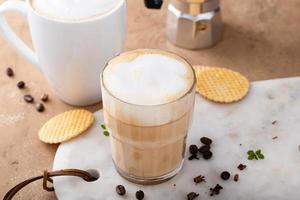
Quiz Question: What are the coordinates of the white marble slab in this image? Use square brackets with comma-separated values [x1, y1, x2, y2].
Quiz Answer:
[53, 77, 300, 200]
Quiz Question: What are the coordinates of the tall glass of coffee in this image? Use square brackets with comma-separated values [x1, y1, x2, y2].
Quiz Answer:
[101, 49, 196, 184]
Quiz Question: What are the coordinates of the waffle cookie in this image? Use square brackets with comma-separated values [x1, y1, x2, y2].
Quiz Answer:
[39, 109, 94, 144]
[194, 66, 250, 103]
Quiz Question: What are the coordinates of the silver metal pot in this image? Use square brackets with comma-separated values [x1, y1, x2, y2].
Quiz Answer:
[145, 0, 223, 50]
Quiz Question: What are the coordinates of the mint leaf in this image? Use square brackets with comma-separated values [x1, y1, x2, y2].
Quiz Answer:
[258, 154, 264, 159]
[248, 154, 255, 160]
[103, 130, 110, 137]
[100, 124, 106, 130]
[248, 149, 264, 160]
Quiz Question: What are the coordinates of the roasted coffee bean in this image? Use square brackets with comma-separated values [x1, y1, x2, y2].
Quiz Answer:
[188, 154, 199, 160]
[189, 144, 198, 155]
[187, 192, 199, 200]
[17, 81, 25, 89]
[198, 145, 210, 153]
[202, 150, 213, 160]
[136, 190, 144, 200]
[24, 94, 34, 103]
[193, 175, 205, 184]
[36, 103, 45, 112]
[116, 185, 126, 196]
[6, 67, 14, 77]
[210, 184, 223, 196]
[220, 171, 230, 180]
[234, 174, 239, 182]
[144, 0, 163, 9]
[200, 137, 212, 145]
[237, 164, 247, 171]
[41, 94, 49, 102]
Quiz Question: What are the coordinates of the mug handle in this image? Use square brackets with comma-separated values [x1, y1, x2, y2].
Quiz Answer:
[0, 0, 39, 70]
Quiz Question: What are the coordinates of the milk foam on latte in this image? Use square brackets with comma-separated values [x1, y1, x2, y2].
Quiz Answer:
[103, 50, 194, 106]
[31, 0, 122, 21]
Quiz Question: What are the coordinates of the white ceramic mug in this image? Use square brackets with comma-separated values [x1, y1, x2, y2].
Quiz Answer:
[0, 0, 127, 106]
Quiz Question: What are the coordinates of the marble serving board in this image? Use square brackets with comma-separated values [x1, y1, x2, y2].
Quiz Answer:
[53, 77, 300, 200]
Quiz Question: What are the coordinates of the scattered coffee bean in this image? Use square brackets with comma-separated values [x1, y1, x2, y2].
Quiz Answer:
[210, 184, 223, 196]
[41, 94, 49, 102]
[36, 103, 45, 112]
[220, 171, 230, 180]
[234, 174, 239, 182]
[198, 145, 210, 153]
[200, 137, 212, 145]
[135, 190, 144, 200]
[17, 81, 25, 89]
[116, 185, 126, 196]
[187, 192, 199, 200]
[188, 154, 199, 160]
[202, 150, 213, 160]
[239, 144, 242, 146]
[237, 164, 247, 171]
[298, 145, 300, 152]
[272, 120, 277, 125]
[24, 94, 34, 103]
[193, 175, 205, 184]
[6, 67, 14, 77]
[272, 136, 278, 140]
[189, 144, 198, 155]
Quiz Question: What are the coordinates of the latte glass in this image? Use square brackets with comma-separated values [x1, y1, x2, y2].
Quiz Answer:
[101, 49, 196, 184]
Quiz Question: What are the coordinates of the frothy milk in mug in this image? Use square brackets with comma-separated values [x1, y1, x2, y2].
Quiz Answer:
[31, 0, 122, 21]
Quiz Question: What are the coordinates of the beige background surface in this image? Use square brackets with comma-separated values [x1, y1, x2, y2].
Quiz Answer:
[0, 0, 299, 199]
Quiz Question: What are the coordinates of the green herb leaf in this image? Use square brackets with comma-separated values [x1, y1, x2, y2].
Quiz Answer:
[247, 149, 264, 160]
[100, 124, 106, 130]
[103, 130, 110, 137]
[248, 154, 255, 160]
[258, 154, 264, 159]
[255, 150, 261, 155]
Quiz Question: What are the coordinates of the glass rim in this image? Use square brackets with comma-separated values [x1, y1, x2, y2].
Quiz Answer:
[101, 48, 196, 107]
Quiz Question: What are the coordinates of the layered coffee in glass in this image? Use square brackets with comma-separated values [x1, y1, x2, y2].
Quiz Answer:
[101, 49, 196, 184]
